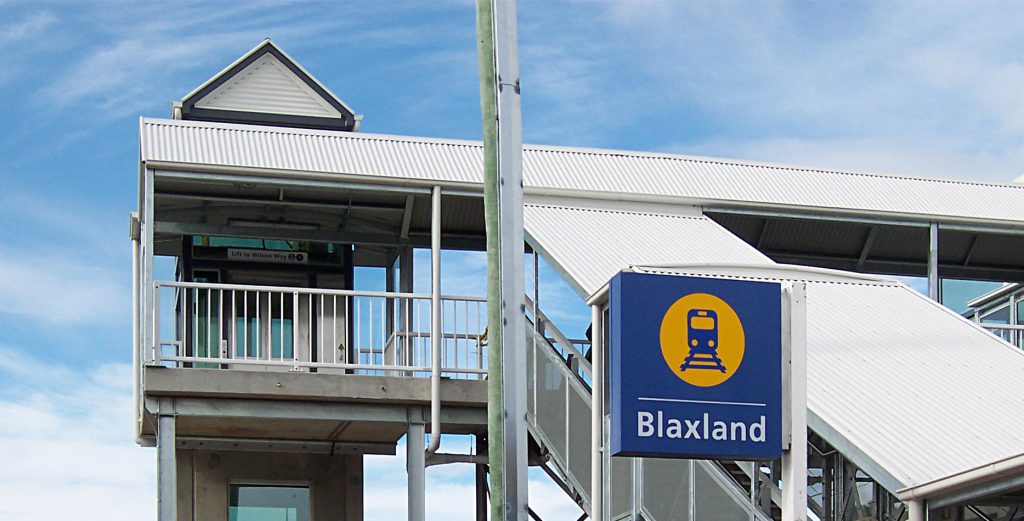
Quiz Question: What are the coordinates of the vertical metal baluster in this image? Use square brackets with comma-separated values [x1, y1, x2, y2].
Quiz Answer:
[356, 297, 361, 369]
[252, 290, 258, 360]
[218, 288, 223, 360]
[307, 293, 312, 367]
[206, 287, 211, 361]
[231, 289, 236, 360]
[279, 291, 284, 362]
[369, 295, 375, 369]
[319, 294, 324, 367]
[344, 295, 349, 366]
[243, 290, 248, 360]
[332, 294, 338, 364]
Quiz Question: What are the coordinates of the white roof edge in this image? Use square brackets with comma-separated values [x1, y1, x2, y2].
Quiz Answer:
[631, 263, 900, 286]
[178, 40, 358, 117]
[524, 194, 703, 218]
[140, 117, 1024, 192]
[966, 282, 1016, 310]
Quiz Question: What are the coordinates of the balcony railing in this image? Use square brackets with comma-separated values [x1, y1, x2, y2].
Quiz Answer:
[980, 323, 1024, 349]
[150, 281, 488, 378]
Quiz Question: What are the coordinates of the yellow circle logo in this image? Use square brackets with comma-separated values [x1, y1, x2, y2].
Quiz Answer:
[659, 293, 745, 387]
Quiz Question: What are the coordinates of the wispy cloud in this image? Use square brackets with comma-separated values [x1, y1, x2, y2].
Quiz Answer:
[0, 350, 153, 521]
[0, 249, 126, 326]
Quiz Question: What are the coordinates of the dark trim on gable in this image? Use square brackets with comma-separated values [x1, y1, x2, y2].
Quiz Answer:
[185, 108, 354, 132]
[181, 43, 356, 131]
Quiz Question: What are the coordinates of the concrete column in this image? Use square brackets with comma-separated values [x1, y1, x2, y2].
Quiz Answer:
[157, 411, 177, 521]
[407, 422, 426, 521]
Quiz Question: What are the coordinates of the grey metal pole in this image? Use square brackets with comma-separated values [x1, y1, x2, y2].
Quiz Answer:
[590, 304, 604, 521]
[157, 409, 176, 521]
[493, 0, 528, 518]
[928, 223, 940, 302]
[408, 422, 426, 521]
[781, 283, 808, 521]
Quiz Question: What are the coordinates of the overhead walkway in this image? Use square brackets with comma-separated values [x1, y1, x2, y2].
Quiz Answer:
[523, 196, 1024, 519]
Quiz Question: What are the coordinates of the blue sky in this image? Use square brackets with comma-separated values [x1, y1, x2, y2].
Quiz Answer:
[2, 1, 1024, 519]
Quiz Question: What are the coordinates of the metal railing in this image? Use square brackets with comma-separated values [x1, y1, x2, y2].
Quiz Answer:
[150, 281, 487, 378]
[980, 323, 1024, 349]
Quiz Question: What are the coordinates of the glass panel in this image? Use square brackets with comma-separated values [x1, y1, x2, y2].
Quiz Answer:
[642, 458, 689, 521]
[536, 347, 567, 465]
[527, 331, 536, 417]
[695, 462, 750, 521]
[941, 279, 1002, 314]
[982, 305, 1010, 324]
[610, 454, 632, 518]
[568, 388, 592, 491]
[229, 485, 310, 521]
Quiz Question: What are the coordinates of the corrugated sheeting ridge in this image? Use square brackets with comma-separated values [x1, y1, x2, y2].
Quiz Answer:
[806, 282, 1024, 488]
[142, 118, 1024, 223]
[522, 203, 773, 299]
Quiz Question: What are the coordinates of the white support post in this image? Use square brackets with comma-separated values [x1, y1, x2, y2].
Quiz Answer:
[494, 0, 528, 518]
[782, 283, 808, 521]
[408, 421, 426, 521]
[143, 168, 155, 364]
[157, 403, 176, 521]
[908, 499, 926, 521]
[590, 304, 604, 521]
[928, 223, 940, 302]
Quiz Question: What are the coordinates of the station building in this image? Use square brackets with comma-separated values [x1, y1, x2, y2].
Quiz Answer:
[131, 39, 1024, 521]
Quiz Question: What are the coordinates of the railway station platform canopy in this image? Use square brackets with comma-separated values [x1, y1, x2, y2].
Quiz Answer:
[140, 102, 1024, 513]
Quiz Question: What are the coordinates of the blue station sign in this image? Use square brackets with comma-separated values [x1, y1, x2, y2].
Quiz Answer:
[609, 272, 783, 460]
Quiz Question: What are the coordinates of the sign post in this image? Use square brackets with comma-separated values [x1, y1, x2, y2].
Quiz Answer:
[781, 283, 807, 521]
[608, 271, 806, 518]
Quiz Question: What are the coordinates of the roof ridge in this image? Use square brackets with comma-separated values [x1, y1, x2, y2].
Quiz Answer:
[141, 117, 1024, 191]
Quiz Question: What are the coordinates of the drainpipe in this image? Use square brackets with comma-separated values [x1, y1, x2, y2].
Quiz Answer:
[427, 186, 443, 454]
[130, 212, 143, 444]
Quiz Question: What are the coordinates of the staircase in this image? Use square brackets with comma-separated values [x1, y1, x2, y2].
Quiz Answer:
[523, 309, 781, 521]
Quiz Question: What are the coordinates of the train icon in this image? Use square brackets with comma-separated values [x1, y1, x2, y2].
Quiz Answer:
[680, 309, 728, 373]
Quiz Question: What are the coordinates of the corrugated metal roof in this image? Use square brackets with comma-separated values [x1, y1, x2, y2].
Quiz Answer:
[522, 199, 773, 298]
[141, 117, 1024, 225]
[637, 266, 1024, 494]
[526, 202, 1024, 496]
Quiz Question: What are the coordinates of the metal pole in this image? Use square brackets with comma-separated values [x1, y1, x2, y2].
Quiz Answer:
[928, 223, 940, 302]
[157, 406, 176, 521]
[427, 186, 443, 453]
[590, 304, 604, 521]
[494, 0, 528, 518]
[408, 422, 426, 521]
[782, 283, 808, 521]
[478, 0, 527, 518]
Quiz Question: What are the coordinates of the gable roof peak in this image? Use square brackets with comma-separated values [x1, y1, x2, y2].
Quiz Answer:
[173, 39, 361, 131]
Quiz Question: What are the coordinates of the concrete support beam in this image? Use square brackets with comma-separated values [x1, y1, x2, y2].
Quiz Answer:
[157, 407, 176, 521]
[407, 422, 426, 521]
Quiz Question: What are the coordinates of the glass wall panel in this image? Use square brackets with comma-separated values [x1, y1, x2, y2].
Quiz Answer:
[642, 458, 690, 521]
[695, 462, 750, 521]
[610, 453, 633, 519]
